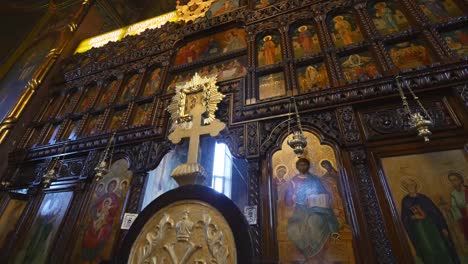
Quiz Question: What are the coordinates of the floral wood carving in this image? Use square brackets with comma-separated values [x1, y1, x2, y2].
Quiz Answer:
[349, 148, 395, 264]
[336, 106, 362, 146]
[129, 201, 236, 264]
[360, 98, 460, 140]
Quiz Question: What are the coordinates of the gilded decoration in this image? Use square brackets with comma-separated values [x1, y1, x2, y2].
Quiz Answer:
[167, 73, 226, 185]
[167, 73, 224, 129]
[176, 0, 216, 22]
[129, 200, 236, 264]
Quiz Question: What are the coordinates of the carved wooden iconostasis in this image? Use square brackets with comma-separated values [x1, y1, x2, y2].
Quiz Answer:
[0, 0, 467, 263]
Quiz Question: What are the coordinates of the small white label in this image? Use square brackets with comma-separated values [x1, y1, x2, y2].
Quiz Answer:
[244, 205, 257, 225]
[121, 213, 138, 230]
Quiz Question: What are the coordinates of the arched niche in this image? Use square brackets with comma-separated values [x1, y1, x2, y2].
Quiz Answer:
[267, 129, 357, 263]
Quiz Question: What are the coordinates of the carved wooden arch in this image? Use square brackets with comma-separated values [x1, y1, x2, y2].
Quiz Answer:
[260, 113, 341, 156]
[261, 122, 363, 263]
[108, 148, 135, 174]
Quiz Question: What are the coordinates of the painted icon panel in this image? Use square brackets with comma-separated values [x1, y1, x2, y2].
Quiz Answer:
[292, 24, 321, 58]
[0, 199, 26, 250]
[381, 149, 468, 263]
[71, 159, 132, 264]
[442, 28, 468, 57]
[43, 123, 62, 145]
[416, 0, 463, 22]
[206, 0, 240, 18]
[167, 56, 247, 93]
[257, 34, 282, 67]
[258, 72, 286, 100]
[118, 74, 140, 104]
[142, 68, 162, 97]
[62, 119, 81, 141]
[369, 1, 410, 35]
[131, 103, 153, 127]
[273, 131, 356, 263]
[329, 14, 363, 48]
[82, 114, 102, 136]
[57, 91, 80, 118]
[76, 87, 98, 113]
[108, 109, 126, 131]
[41, 96, 63, 121]
[25, 128, 41, 148]
[0, 35, 56, 122]
[255, 0, 276, 9]
[95, 80, 120, 109]
[340, 51, 380, 83]
[296, 62, 329, 93]
[14, 191, 73, 264]
[174, 28, 247, 66]
[388, 40, 433, 70]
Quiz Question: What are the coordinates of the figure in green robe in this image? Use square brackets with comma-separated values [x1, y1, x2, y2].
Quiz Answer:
[401, 178, 459, 264]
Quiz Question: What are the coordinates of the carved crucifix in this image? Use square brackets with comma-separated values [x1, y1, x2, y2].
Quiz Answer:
[167, 73, 225, 185]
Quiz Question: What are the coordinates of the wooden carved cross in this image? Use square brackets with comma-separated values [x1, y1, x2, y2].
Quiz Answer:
[168, 103, 225, 165]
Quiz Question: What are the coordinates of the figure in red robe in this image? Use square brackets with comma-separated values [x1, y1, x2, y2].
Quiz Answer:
[81, 179, 120, 261]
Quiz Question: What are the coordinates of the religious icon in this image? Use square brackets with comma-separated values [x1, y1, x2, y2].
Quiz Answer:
[329, 14, 363, 48]
[388, 41, 432, 70]
[223, 30, 246, 52]
[341, 52, 380, 83]
[40, 96, 63, 121]
[76, 87, 97, 113]
[174, 28, 247, 65]
[0, 199, 26, 250]
[381, 149, 468, 263]
[292, 24, 321, 58]
[118, 74, 140, 104]
[82, 115, 101, 136]
[62, 119, 81, 141]
[95, 80, 120, 109]
[14, 192, 73, 264]
[296, 63, 329, 93]
[399, 177, 459, 263]
[131, 103, 152, 127]
[258, 72, 285, 100]
[257, 34, 282, 66]
[72, 159, 132, 264]
[57, 91, 80, 118]
[273, 131, 355, 263]
[416, 0, 462, 22]
[142, 68, 162, 97]
[25, 128, 41, 148]
[255, 0, 276, 9]
[0, 35, 56, 122]
[442, 28, 468, 57]
[167, 56, 247, 93]
[206, 0, 240, 17]
[107, 110, 126, 131]
[43, 123, 61, 145]
[369, 1, 409, 35]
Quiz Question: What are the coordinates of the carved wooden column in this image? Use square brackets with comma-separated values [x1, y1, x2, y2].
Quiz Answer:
[278, 15, 294, 96]
[348, 148, 395, 264]
[247, 159, 262, 260]
[312, 11, 341, 87]
[246, 27, 256, 105]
